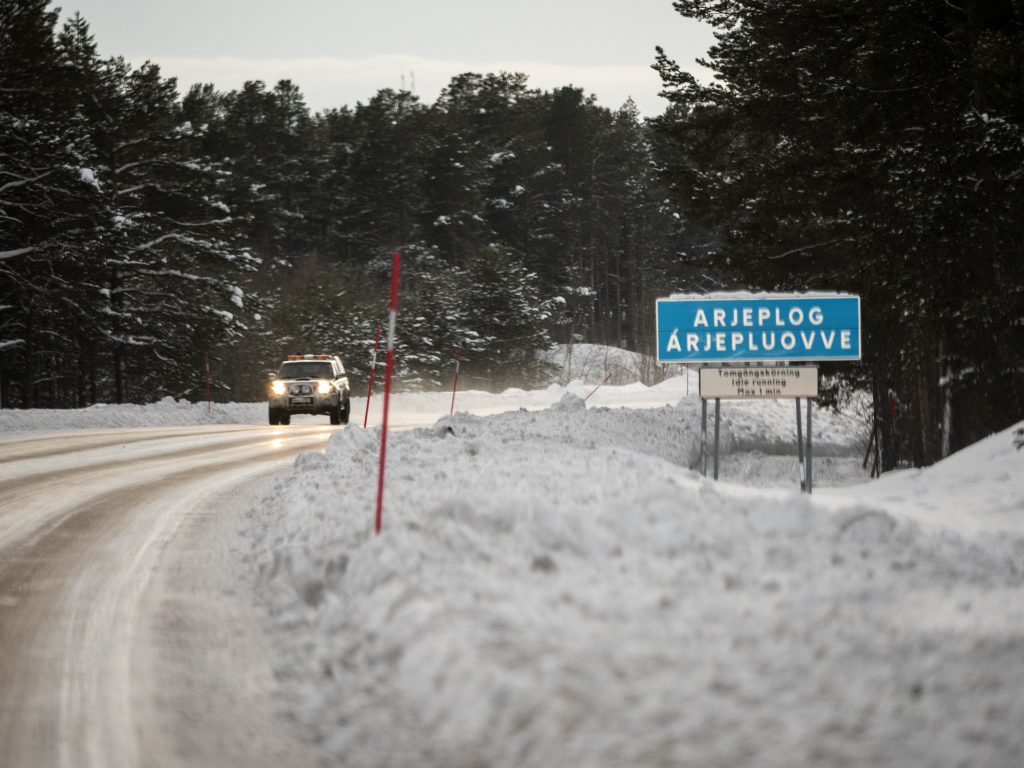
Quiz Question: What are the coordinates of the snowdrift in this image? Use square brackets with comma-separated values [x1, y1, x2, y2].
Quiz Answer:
[249, 400, 1024, 767]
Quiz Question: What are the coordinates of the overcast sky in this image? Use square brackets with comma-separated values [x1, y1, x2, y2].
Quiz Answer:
[58, 0, 716, 116]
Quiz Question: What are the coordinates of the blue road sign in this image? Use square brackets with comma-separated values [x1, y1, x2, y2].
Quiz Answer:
[656, 293, 861, 364]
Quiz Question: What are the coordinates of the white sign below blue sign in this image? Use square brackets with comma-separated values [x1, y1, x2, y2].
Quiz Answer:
[656, 293, 861, 364]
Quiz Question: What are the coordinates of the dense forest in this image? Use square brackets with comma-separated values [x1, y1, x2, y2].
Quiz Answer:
[655, 0, 1024, 467]
[1, 0, 698, 408]
[2, 0, 1022, 468]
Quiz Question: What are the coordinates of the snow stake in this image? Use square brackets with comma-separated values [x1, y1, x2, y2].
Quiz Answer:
[375, 251, 400, 535]
[363, 325, 381, 428]
[584, 372, 613, 402]
[449, 347, 462, 415]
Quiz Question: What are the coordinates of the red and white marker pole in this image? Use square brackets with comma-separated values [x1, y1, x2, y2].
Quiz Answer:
[449, 347, 462, 415]
[204, 351, 211, 412]
[363, 325, 381, 428]
[375, 251, 400, 536]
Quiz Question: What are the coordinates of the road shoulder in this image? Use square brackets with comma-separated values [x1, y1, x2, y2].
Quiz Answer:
[136, 470, 325, 768]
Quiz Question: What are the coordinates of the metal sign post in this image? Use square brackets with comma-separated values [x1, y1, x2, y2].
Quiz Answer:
[698, 366, 819, 492]
[700, 398, 708, 476]
[713, 397, 721, 481]
[806, 398, 813, 494]
[796, 398, 804, 490]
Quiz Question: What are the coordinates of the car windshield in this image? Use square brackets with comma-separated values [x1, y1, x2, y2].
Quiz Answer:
[278, 362, 333, 379]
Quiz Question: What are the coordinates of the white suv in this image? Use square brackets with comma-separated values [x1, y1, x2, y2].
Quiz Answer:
[268, 354, 351, 425]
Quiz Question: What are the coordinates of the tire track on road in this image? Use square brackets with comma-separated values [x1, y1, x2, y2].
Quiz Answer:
[0, 425, 261, 464]
[0, 424, 330, 482]
[0, 432, 331, 768]
[0, 428, 331, 550]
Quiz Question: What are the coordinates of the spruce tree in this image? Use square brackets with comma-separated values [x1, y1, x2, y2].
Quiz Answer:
[1, 1, 104, 407]
[654, 0, 1024, 465]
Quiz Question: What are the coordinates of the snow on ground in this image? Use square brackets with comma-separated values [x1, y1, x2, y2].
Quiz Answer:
[0, 379, 684, 434]
[0, 396, 266, 433]
[541, 342, 655, 384]
[4, 361, 1022, 766]
[246, 395, 1022, 766]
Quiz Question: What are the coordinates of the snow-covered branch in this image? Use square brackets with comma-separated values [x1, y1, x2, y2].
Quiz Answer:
[766, 239, 841, 261]
[0, 247, 37, 261]
[136, 268, 220, 286]
[0, 170, 53, 196]
[131, 233, 203, 252]
[166, 216, 233, 228]
[116, 183, 162, 197]
[114, 160, 148, 175]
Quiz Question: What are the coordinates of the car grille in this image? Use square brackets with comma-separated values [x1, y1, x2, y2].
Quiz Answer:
[289, 383, 313, 395]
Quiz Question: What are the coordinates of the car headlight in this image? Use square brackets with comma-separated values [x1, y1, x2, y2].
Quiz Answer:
[317, 380, 332, 395]
[271, 380, 286, 395]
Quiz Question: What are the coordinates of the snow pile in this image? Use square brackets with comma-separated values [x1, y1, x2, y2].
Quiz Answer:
[249, 400, 1024, 767]
[823, 421, 1024, 535]
[0, 377, 863, 474]
[0, 396, 267, 432]
[541, 343, 655, 384]
[0, 376, 685, 434]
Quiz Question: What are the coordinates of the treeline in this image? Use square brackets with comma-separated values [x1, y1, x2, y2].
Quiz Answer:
[4, 0, 1022, 469]
[654, 0, 1024, 466]
[1, 0, 696, 407]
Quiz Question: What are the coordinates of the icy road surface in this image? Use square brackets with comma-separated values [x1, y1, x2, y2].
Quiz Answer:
[0, 424, 334, 768]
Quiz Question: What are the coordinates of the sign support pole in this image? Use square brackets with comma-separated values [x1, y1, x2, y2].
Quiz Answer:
[713, 397, 721, 481]
[872, 417, 881, 478]
[796, 397, 804, 490]
[806, 398, 813, 494]
[375, 252, 400, 536]
[700, 398, 708, 477]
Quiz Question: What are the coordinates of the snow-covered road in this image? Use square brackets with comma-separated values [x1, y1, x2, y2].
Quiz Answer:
[0, 424, 334, 768]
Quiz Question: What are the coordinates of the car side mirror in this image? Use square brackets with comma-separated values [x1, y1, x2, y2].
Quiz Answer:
[267, 371, 277, 380]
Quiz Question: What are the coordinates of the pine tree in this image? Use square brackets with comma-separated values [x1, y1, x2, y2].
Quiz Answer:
[654, 0, 1024, 465]
[4, 2, 694, 404]
[83, 57, 255, 402]
[1, 1, 104, 407]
